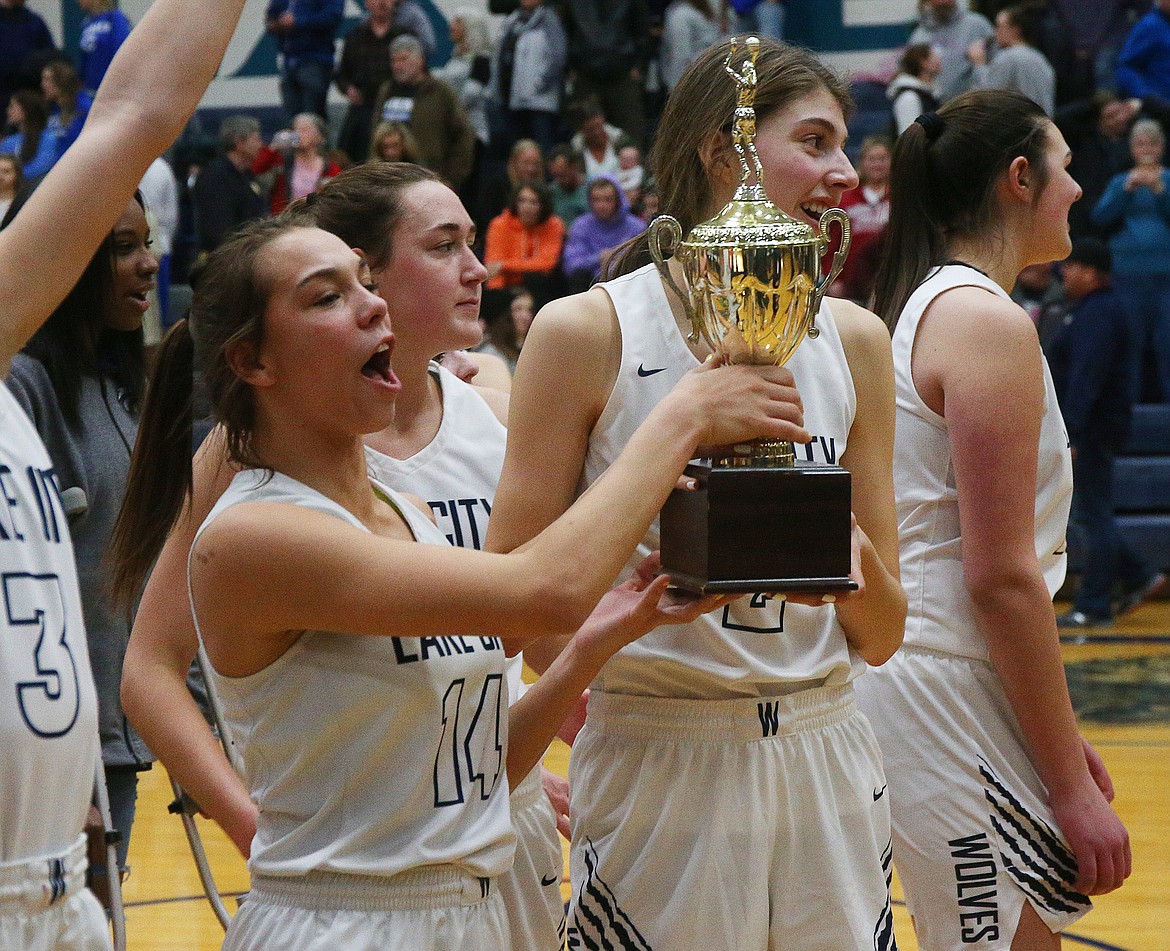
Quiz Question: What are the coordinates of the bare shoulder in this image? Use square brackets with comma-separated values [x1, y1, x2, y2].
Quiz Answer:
[827, 295, 887, 336]
[474, 383, 510, 426]
[921, 286, 1038, 350]
[827, 296, 893, 373]
[513, 286, 620, 416]
[192, 500, 366, 572]
[465, 351, 513, 395]
[527, 286, 618, 353]
[918, 287, 1043, 407]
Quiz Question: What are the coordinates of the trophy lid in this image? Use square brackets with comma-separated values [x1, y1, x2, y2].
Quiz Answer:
[685, 186, 818, 250]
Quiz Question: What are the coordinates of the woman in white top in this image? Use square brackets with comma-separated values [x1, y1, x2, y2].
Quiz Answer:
[0, 0, 250, 947]
[486, 37, 906, 951]
[113, 162, 566, 950]
[863, 89, 1130, 951]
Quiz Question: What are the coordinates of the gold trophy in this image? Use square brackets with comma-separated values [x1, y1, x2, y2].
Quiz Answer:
[650, 36, 857, 594]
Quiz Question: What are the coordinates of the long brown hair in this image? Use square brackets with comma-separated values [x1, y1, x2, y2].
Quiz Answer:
[110, 218, 306, 608]
[22, 193, 147, 425]
[9, 90, 48, 168]
[871, 89, 1050, 332]
[605, 38, 852, 279]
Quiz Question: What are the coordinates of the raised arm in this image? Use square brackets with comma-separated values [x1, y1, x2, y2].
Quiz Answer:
[120, 430, 257, 856]
[0, 0, 249, 369]
[830, 298, 906, 665]
[921, 288, 1130, 895]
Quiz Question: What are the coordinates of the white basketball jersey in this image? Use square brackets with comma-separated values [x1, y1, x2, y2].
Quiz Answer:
[364, 363, 524, 706]
[191, 469, 514, 880]
[892, 264, 1073, 660]
[0, 383, 100, 863]
[584, 263, 866, 699]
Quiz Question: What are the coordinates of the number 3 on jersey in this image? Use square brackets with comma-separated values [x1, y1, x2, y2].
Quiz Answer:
[3, 572, 80, 738]
[433, 674, 504, 807]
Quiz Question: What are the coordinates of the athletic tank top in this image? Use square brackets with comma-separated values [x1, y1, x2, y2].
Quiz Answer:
[0, 382, 100, 863]
[584, 263, 865, 699]
[364, 362, 524, 705]
[191, 469, 514, 879]
[893, 264, 1073, 660]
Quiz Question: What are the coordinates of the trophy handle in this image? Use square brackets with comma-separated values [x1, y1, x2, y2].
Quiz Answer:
[648, 215, 702, 343]
[810, 207, 852, 338]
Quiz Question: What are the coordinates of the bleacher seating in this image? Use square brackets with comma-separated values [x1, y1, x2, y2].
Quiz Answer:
[1068, 403, 1170, 580]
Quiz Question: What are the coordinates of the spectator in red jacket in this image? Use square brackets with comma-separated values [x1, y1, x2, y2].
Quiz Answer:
[830, 135, 891, 305]
[252, 112, 342, 214]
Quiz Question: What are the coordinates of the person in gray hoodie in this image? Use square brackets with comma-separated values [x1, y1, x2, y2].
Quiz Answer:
[488, 0, 567, 155]
[6, 191, 157, 876]
[969, 2, 1056, 115]
[908, 0, 993, 102]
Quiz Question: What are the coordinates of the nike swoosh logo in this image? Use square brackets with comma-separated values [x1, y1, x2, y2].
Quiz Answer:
[637, 364, 667, 377]
[873, 785, 887, 801]
[541, 873, 559, 887]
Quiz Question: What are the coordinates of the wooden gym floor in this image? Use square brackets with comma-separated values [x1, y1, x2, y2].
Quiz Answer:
[118, 599, 1170, 950]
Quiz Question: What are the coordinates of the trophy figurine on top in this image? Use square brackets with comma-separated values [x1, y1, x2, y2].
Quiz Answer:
[649, 35, 857, 595]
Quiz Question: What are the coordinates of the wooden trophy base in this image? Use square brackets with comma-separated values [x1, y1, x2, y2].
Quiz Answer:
[659, 459, 858, 594]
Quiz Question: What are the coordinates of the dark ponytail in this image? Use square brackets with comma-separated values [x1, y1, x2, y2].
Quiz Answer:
[110, 217, 307, 607]
[872, 89, 1050, 331]
[109, 318, 194, 610]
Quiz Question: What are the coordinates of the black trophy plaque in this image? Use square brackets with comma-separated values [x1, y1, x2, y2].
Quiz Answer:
[659, 459, 857, 595]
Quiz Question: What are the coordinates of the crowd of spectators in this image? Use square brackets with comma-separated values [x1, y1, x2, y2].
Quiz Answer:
[5, 0, 1170, 397]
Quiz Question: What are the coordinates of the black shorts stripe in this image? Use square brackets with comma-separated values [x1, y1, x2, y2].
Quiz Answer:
[978, 758, 1077, 871]
[990, 813, 1088, 914]
[568, 840, 654, 951]
[873, 838, 898, 951]
[978, 758, 1090, 914]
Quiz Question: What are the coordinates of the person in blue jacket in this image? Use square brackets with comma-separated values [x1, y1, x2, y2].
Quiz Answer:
[1091, 116, 1170, 401]
[265, 0, 345, 123]
[1, 89, 56, 179]
[1051, 237, 1166, 628]
[77, 0, 132, 97]
[1116, 0, 1170, 115]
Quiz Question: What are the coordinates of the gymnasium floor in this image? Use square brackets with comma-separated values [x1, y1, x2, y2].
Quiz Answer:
[117, 600, 1170, 950]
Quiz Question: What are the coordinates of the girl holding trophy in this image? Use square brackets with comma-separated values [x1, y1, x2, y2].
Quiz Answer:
[485, 37, 906, 950]
[862, 89, 1131, 951]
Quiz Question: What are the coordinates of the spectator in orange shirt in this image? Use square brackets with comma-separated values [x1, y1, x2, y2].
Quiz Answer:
[484, 180, 564, 304]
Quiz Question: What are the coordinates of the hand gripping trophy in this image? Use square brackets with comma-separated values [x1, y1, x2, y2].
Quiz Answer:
[649, 36, 857, 594]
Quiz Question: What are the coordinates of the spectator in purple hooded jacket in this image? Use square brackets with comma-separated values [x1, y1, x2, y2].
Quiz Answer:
[562, 175, 645, 292]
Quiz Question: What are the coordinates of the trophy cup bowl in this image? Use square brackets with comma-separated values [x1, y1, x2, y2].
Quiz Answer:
[647, 36, 857, 594]
[648, 200, 850, 466]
